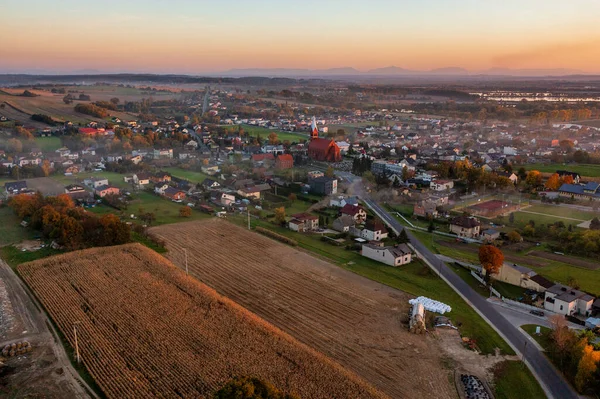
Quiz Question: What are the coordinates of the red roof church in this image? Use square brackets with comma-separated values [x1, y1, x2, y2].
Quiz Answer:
[307, 117, 341, 162]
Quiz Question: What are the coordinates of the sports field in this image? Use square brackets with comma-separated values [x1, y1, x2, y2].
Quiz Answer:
[523, 163, 600, 177]
[509, 204, 598, 226]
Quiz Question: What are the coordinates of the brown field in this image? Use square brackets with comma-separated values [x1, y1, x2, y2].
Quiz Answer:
[150, 219, 456, 399]
[18, 244, 384, 399]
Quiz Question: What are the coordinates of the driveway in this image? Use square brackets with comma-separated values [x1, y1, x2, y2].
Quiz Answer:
[487, 298, 585, 331]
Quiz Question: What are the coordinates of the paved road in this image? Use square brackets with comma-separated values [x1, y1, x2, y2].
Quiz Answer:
[363, 198, 578, 399]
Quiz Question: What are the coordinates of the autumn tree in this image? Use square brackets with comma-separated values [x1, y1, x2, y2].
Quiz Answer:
[325, 165, 335, 178]
[479, 245, 504, 281]
[575, 340, 600, 393]
[562, 175, 574, 184]
[288, 193, 297, 203]
[545, 173, 561, 190]
[274, 207, 286, 225]
[507, 230, 522, 243]
[179, 206, 192, 218]
[525, 170, 542, 188]
[268, 132, 279, 145]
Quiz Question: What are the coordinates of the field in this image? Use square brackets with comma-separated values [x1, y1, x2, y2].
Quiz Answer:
[35, 136, 62, 152]
[523, 163, 600, 177]
[0, 206, 35, 246]
[18, 244, 384, 399]
[151, 219, 468, 399]
[507, 203, 598, 227]
[162, 167, 211, 183]
[224, 124, 309, 143]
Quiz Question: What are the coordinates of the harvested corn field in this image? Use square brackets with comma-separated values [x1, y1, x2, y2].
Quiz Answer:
[18, 244, 384, 399]
[151, 219, 456, 399]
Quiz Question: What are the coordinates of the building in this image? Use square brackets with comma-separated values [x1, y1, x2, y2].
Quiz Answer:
[84, 177, 109, 189]
[558, 183, 600, 201]
[163, 187, 186, 201]
[309, 176, 338, 195]
[557, 170, 581, 184]
[332, 215, 355, 232]
[430, 179, 454, 191]
[202, 179, 221, 190]
[483, 263, 553, 292]
[361, 243, 412, 267]
[330, 195, 359, 208]
[307, 171, 324, 179]
[413, 200, 438, 218]
[94, 185, 120, 198]
[4, 181, 27, 196]
[153, 148, 173, 159]
[340, 204, 367, 223]
[481, 229, 500, 243]
[307, 117, 341, 162]
[544, 284, 595, 316]
[64, 184, 89, 200]
[355, 219, 388, 241]
[449, 215, 481, 238]
[275, 154, 294, 169]
[288, 213, 319, 232]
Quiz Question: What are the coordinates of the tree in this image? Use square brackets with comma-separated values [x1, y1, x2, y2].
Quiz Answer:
[509, 212, 515, 224]
[545, 173, 561, 190]
[427, 219, 435, 233]
[268, 132, 279, 145]
[401, 165, 409, 182]
[325, 166, 335, 178]
[479, 245, 504, 280]
[517, 167, 527, 181]
[507, 230, 522, 243]
[525, 170, 542, 188]
[398, 229, 410, 244]
[6, 138, 23, 153]
[110, 97, 120, 105]
[215, 376, 298, 399]
[590, 218, 600, 230]
[274, 207, 286, 225]
[575, 340, 600, 393]
[179, 206, 192, 218]
[142, 212, 156, 225]
[288, 193, 297, 203]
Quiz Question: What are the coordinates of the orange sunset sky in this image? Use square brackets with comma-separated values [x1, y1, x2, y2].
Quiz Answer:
[2, 0, 600, 74]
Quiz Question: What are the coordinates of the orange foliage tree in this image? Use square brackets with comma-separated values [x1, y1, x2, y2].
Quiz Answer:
[545, 173, 561, 190]
[575, 340, 600, 392]
[478, 245, 504, 281]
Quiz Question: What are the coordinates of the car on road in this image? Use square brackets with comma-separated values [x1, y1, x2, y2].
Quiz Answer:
[530, 310, 545, 317]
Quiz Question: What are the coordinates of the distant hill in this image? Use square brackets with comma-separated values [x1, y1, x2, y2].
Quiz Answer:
[366, 66, 419, 75]
[223, 67, 361, 77]
[429, 67, 469, 75]
[480, 68, 584, 76]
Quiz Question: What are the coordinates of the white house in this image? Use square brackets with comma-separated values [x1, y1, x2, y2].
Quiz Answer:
[352, 219, 389, 241]
[154, 182, 170, 195]
[84, 177, 109, 189]
[329, 195, 359, 208]
[430, 179, 454, 191]
[361, 243, 412, 267]
[544, 284, 595, 316]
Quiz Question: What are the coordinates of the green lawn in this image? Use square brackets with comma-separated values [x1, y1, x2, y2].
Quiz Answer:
[524, 163, 600, 177]
[228, 216, 513, 355]
[521, 324, 553, 350]
[52, 171, 133, 190]
[163, 167, 211, 184]
[35, 136, 62, 152]
[0, 245, 63, 269]
[493, 360, 547, 399]
[224, 124, 309, 143]
[0, 207, 36, 246]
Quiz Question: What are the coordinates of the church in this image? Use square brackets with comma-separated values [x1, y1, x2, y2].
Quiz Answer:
[307, 117, 342, 162]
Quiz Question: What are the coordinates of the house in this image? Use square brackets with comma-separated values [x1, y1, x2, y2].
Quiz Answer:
[212, 192, 236, 206]
[309, 176, 338, 195]
[275, 154, 294, 169]
[544, 284, 595, 316]
[307, 171, 324, 179]
[237, 186, 262, 199]
[330, 195, 359, 208]
[163, 187, 186, 201]
[361, 243, 412, 267]
[430, 179, 454, 191]
[556, 170, 581, 184]
[154, 182, 170, 195]
[413, 200, 438, 218]
[65, 165, 80, 174]
[357, 219, 388, 241]
[332, 215, 355, 232]
[153, 148, 173, 159]
[83, 177, 109, 189]
[64, 184, 88, 200]
[151, 172, 172, 183]
[202, 178, 221, 190]
[483, 263, 553, 292]
[288, 213, 319, 232]
[449, 215, 481, 238]
[94, 185, 120, 198]
[481, 229, 500, 242]
[4, 181, 28, 196]
[184, 140, 199, 150]
[134, 172, 151, 187]
[251, 153, 275, 166]
[340, 204, 367, 223]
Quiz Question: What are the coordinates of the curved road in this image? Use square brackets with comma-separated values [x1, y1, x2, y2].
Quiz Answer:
[363, 198, 578, 399]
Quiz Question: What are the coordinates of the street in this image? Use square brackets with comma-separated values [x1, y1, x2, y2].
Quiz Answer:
[363, 197, 579, 399]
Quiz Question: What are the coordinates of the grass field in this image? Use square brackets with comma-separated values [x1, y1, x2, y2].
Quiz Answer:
[52, 171, 132, 189]
[162, 167, 210, 183]
[524, 163, 600, 177]
[0, 207, 36, 246]
[225, 217, 512, 356]
[493, 360, 547, 399]
[20, 243, 384, 399]
[224, 124, 309, 143]
[521, 324, 553, 350]
[512, 204, 598, 226]
[35, 136, 62, 152]
[0, 245, 63, 269]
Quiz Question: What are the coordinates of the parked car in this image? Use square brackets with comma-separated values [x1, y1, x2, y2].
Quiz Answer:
[530, 310, 545, 317]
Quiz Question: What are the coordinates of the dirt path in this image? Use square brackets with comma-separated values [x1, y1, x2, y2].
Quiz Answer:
[528, 250, 600, 270]
[0, 259, 94, 398]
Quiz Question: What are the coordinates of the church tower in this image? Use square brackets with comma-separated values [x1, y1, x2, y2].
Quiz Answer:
[310, 116, 319, 140]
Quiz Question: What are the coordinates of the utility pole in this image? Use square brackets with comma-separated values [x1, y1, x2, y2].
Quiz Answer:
[73, 322, 81, 364]
[184, 248, 188, 275]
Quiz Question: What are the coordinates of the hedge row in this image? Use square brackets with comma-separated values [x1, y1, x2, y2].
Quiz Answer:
[255, 227, 298, 246]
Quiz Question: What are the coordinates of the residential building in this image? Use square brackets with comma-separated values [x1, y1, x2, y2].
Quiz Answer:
[163, 187, 186, 201]
[309, 176, 338, 195]
[64, 184, 88, 200]
[356, 219, 388, 241]
[153, 148, 173, 159]
[556, 170, 581, 184]
[430, 179, 454, 191]
[449, 215, 481, 238]
[481, 229, 500, 242]
[332, 215, 355, 232]
[94, 185, 120, 198]
[361, 243, 412, 267]
[483, 263, 553, 292]
[84, 177, 109, 189]
[288, 213, 319, 232]
[4, 181, 27, 196]
[544, 284, 595, 316]
[330, 195, 359, 208]
[340, 204, 367, 223]
[202, 178, 221, 190]
[275, 154, 294, 169]
[413, 200, 438, 218]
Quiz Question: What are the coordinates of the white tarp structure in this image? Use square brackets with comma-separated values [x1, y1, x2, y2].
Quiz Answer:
[409, 296, 452, 314]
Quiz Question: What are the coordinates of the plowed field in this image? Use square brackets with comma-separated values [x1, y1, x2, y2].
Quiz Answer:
[19, 244, 384, 399]
[151, 219, 455, 399]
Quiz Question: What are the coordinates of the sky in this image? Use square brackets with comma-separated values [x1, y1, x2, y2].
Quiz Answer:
[2, 0, 600, 74]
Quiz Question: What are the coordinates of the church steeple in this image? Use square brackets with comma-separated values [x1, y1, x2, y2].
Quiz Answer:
[310, 116, 319, 140]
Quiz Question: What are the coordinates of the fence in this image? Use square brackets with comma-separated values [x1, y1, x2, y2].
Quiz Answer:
[502, 297, 547, 313]
[470, 271, 501, 297]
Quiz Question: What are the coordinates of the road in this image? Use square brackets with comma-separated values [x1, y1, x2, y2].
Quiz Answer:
[363, 198, 579, 399]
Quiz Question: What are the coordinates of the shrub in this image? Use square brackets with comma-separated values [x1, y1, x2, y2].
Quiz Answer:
[255, 227, 297, 246]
